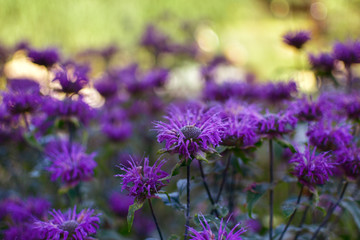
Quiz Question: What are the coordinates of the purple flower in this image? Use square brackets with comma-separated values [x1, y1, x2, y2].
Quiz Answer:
[335, 145, 360, 179]
[101, 109, 132, 142]
[289, 147, 336, 190]
[45, 140, 97, 187]
[189, 215, 246, 240]
[3, 78, 41, 115]
[42, 97, 95, 126]
[220, 100, 260, 147]
[307, 121, 352, 151]
[308, 52, 335, 75]
[258, 110, 297, 138]
[140, 24, 175, 55]
[53, 64, 90, 94]
[283, 30, 311, 49]
[292, 96, 323, 122]
[33, 206, 100, 240]
[94, 75, 118, 99]
[341, 94, 360, 121]
[108, 192, 134, 217]
[115, 156, 168, 200]
[28, 47, 60, 68]
[263, 81, 297, 103]
[3, 225, 40, 240]
[154, 103, 223, 159]
[332, 40, 360, 66]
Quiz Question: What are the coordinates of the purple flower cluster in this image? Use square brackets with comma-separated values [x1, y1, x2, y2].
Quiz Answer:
[100, 109, 132, 142]
[45, 140, 97, 187]
[189, 215, 246, 240]
[332, 40, 360, 66]
[154, 103, 223, 159]
[116, 156, 168, 200]
[28, 47, 60, 68]
[289, 147, 336, 190]
[308, 52, 335, 76]
[34, 206, 100, 240]
[53, 64, 90, 94]
[258, 110, 297, 138]
[283, 30, 311, 49]
[292, 96, 323, 122]
[307, 121, 352, 151]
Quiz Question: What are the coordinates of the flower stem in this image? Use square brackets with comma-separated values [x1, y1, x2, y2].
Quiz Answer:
[311, 181, 349, 240]
[198, 160, 215, 205]
[198, 160, 219, 218]
[294, 193, 313, 240]
[346, 65, 352, 93]
[184, 164, 191, 240]
[278, 185, 304, 240]
[22, 113, 30, 132]
[148, 199, 164, 240]
[269, 139, 274, 240]
[216, 152, 231, 203]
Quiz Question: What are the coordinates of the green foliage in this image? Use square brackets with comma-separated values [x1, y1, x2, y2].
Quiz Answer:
[127, 199, 145, 232]
[341, 199, 360, 231]
[246, 183, 270, 218]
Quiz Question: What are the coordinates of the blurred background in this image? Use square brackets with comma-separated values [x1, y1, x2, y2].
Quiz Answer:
[1, 0, 360, 80]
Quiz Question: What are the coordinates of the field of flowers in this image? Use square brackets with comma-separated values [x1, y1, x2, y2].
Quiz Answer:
[1, 1, 360, 240]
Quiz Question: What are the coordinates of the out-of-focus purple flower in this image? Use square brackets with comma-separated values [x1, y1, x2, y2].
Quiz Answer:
[292, 96, 323, 122]
[201, 55, 228, 82]
[335, 145, 360, 179]
[94, 75, 118, 99]
[263, 81, 297, 103]
[283, 30, 311, 49]
[133, 214, 156, 237]
[307, 121, 352, 151]
[142, 68, 169, 88]
[308, 52, 335, 75]
[289, 147, 336, 190]
[108, 192, 133, 217]
[140, 24, 175, 55]
[45, 140, 97, 187]
[42, 97, 95, 126]
[332, 40, 360, 66]
[154, 103, 223, 159]
[115, 156, 168, 201]
[0, 197, 50, 240]
[220, 99, 260, 148]
[28, 47, 59, 68]
[244, 219, 262, 233]
[33, 206, 100, 240]
[3, 78, 41, 115]
[341, 94, 360, 121]
[258, 110, 297, 138]
[189, 215, 246, 240]
[101, 109, 132, 142]
[53, 64, 90, 94]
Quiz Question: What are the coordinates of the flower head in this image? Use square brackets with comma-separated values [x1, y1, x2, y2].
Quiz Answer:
[341, 94, 360, 121]
[292, 96, 323, 122]
[115, 156, 168, 200]
[289, 147, 336, 190]
[263, 81, 297, 103]
[45, 140, 97, 187]
[308, 52, 335, 75]
[220, 99, 260, 148]
[332, 40, 360, 66]
[28, 47, 60, 68]
[307, 121, 352, 151]
[154, 103, 223, 159]
[3, 78, 41, 115]
[283, 31, 311, 49]
[258, 110, 297, 138]
[335, 145, 360, 179]
[94, 75, 118, 99]
[33, 206, 100, 240]
[101, 109, 132, 142]
[53, 64, 90, 94]
[189, 215, 246, 240]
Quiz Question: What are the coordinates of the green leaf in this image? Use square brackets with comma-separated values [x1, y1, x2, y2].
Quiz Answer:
[157, 192, 186, 211]
[341, 199, 360, 231]
[315, 206, 326, 216]
[127, 199, 145, 232]
[214, 204, 229, 218]
[274, 138, 296, 153]
[23, 133, 43, 151]
[195, 150, 208, 163]
[246, 183, 269, 218]
[233, 149, 251, 164]
[281, 198, 297, 218]
[177, 179, 187, 197]
[160, 160, 186, 181]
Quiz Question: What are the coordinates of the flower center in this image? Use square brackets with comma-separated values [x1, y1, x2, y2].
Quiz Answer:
[60, 220, 79, 233]
[180, 125, 201, 139]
